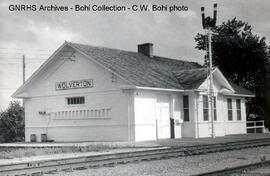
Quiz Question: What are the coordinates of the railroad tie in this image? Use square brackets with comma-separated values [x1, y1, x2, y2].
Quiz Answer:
[62, 167, 74, 172]
[74, 166, 88, 170]
[103, 162, 116, 167]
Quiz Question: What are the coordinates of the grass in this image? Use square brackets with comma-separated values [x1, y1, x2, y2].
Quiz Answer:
[0, 143, 136, 159]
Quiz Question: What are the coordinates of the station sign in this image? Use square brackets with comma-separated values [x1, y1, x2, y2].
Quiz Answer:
[55, 79, 93, 90]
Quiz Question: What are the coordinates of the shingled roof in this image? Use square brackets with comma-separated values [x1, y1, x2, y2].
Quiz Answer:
[68, 42, 254, 96]
[173, 67, 254, 95]
[173, 68, 208, 89]
[229, 82, 254, 96]
[11, 42, 255, 99]
[69, 42, 202, 89]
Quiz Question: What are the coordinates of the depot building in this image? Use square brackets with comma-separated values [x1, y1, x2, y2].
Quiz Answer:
[12, 42, 254, 142]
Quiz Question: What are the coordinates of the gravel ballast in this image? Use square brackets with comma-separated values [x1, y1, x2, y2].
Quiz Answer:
[45, 146, 270, 176]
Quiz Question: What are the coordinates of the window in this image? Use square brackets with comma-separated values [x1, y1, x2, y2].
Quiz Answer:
[236, 99, 241, 120]
[227, 98, 233, 120]
[203, 95, 216, 121]
[67, 97, 85, 105]
[203, 95, 209, 121]
[183, 95, 189, 121]
[213, 97, 217, 121]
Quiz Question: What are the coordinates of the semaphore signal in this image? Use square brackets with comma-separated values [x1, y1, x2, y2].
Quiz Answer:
[201, 3, 218, 138]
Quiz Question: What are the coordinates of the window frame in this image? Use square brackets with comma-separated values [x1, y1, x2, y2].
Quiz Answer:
[183, 95, 189, 122]
[203, 95, 209, 121]
[66, 96, 85, 105]
[227, 98, 233, 121]
[236, 99, 241, 120]
[213, 96, 217, 121]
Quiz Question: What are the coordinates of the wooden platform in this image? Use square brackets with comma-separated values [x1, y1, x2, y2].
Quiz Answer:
[154, 133, 270, 147]
[0, 133, 270, 148]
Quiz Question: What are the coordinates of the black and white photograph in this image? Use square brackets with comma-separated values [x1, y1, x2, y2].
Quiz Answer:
[0, 0, 270, 175]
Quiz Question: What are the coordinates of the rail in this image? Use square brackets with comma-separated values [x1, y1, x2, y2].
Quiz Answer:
[193, 159, 270, 176]
[246, 120, 265, 133]
[1, 138, 270, 175]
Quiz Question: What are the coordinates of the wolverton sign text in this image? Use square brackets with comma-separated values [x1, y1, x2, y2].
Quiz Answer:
[55, 79, 93, 90]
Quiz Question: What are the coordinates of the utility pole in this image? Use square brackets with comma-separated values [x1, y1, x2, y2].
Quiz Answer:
[22, 55, 26, 141]
[22, 55, 25, 108]
[201, 4, 217, 138]
[23, 55, 25, 84]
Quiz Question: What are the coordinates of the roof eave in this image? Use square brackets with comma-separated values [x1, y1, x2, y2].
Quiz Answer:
[222, 93, 255, 97]
[214, 68, 235, 92]
[12, 41, 69, 98]
[135, 86, 184, 92]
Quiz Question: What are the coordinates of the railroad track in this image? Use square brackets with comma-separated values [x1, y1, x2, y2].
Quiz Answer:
[192, 159, 270, 176]
[1, 138, 270, 176]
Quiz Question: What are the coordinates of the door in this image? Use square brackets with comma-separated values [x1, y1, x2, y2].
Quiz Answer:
[156, 95, 171, 139]
[170, 118, 175, 138]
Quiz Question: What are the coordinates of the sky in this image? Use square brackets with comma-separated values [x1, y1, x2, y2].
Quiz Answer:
[0, 0, 270, 110]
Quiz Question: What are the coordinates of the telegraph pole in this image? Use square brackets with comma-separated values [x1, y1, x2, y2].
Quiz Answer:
[23, 55, 25, 84]
[22, 55, 25, 108]
[201, 4, 217, 138]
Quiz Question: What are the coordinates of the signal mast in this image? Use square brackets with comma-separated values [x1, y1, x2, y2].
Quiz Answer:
[201, 4, 217, 138]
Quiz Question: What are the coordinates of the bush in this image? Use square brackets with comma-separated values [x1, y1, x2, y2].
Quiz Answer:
[0, 101, 25, 142]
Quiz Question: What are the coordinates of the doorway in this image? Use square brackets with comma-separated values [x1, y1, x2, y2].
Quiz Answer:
[156, 95, 171, 139]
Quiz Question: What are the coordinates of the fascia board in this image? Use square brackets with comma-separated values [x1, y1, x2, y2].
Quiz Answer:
[222, 93, 255, 97]
[12, 42, 69, 98]
[214, 68, 235, 92]
[197, 68, 235, 92]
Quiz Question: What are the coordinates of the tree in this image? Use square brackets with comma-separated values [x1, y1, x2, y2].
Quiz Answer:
[0, 101, 24, 142]
[195, 17, 270, 128]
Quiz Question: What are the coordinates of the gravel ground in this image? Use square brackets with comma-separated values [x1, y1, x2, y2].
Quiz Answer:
[44, 146, 270, 176]
[230, 166, 270, 176]
[244, 166, 270, 175]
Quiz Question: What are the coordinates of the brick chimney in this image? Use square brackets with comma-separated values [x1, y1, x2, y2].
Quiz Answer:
[137, 43, 153, 57]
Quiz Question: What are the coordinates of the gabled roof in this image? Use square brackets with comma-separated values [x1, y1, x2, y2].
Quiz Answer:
[173, 67, 254, 96]
[173, 68, 208, 89]
[12, 41, 254, 98]
[68, 42, 201, 90]
[12, 42, 69, 98]
[228, 82, 254, 96]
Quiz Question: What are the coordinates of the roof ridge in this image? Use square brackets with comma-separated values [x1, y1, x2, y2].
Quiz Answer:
[69, 42, 128, 53]
[68, 41, 200, 65]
